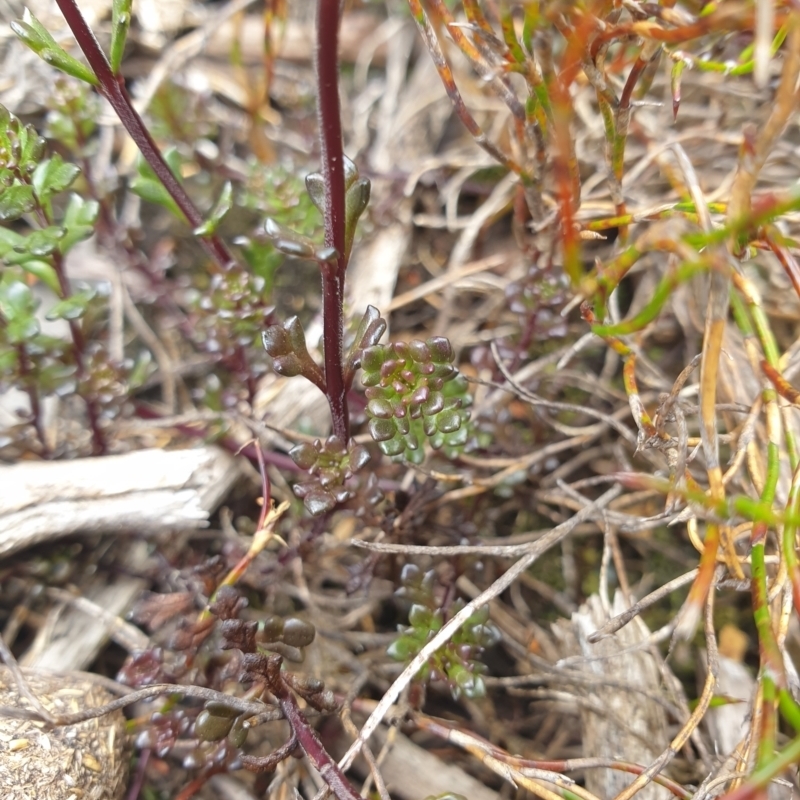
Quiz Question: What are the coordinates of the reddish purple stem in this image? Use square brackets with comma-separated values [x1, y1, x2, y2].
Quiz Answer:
[265, 656, 360, 800]
[53, 0, 237, 273]
[316, 0, 349, 440]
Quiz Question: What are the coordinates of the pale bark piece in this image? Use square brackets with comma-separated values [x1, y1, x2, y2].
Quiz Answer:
[22, 575, 148, 672]
[253, 374, 332, 451]
[552, 593, 670, 800]
[0, 446, 240, 558]
[356, 725, 499, 800]
[0, 667, 128, 800]
[704, 654, 752, 758]
[701, 653, 790, 800]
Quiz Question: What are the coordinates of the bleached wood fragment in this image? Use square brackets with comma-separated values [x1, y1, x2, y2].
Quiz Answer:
[553, 593, 670, 800]
[0, 446, 239, 558]
[22, 576, 148, 672]
[355, 725, 499, 800]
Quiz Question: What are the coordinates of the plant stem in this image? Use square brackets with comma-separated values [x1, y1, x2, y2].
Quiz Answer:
[29, 183, 106, 455]
[316, 0, 348, 440]
[52, 249, 106, 454]
[16, 344, 49, 456]
[53, 0, 237, 274]
[264, 655, 360, 800]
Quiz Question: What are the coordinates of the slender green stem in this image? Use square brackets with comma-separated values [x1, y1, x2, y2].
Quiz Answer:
[591, 261, 704, 337]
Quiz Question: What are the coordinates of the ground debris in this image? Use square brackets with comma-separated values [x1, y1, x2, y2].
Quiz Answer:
[0, 667, 128, 800]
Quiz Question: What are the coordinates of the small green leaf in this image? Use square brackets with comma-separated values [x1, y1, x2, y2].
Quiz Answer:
[354, 305, 386, 350]
[0, 184, 35, 220]
[130, 174, 183, 220]
[369, 417, 397, 443]
[289, 442, 318, 470]
[194, 181, 233, 236]
[314, 246, 338, 263]
[0, 226, 25, 256]
[60, 194, 99, 254]
[263, 217, 316, 258]
[285, 316, 309, 353]
[0, 274, 35, 317]
[436, 408, 462, 434]
[5, 314, 39, 343]
[127, 350, 153, 389]
[110, 0, 133, 74]
[195, 709, 235, 742]
[304, 171, 325, 214]
[0, 275, 39, 342]
[387, 635, 420, 662]
[16, 226, 65, 257]
[343, 155, 359, 187]
[468, 605, 490, 626]
[379, 437, 405, 457]
[0, 105, 45, 181]
[272, 237, 314, 258]
[409, 604, 435, 630]
[11, 11, 98, 86]
[33, 154, 80, 201]
[130, 149, 186, 220]
[0, 348, 18, 373]
[45, 287, 96, 321]
[37, 361, 76, 393]
[16, 127, 46, 174]
[345, 177, 371, 223]
[272, 353, 304, 377]
[361, 345, 386, 375]
[262, 326, 292, 357]
[18, 259, 61, 295]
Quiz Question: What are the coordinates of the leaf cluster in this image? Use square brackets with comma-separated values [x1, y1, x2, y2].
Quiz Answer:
[0, 104, 103, 435]
[388, 565, 501, 700]
[362, 337, 473, 463]
[289, 435, 372, 516]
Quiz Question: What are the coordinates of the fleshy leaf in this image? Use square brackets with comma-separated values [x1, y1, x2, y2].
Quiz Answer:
[290, 436, 373, 516]
[110, 0, 133, 74]
[0, 275, 39, 343]
[262, 217, 317, 259]
[18, 260, 61, 295]
[131, 151, 185, 220]
[15, 226, 65, 258]
[305, 171, 325, 214]
[45, 287, 96, 321]
[193, 181, 233, 237]
[11, 11, 98, 85]
[0, 184, 35, 221]
[60, 194, 99, 253]
[32, 154, 80, 201]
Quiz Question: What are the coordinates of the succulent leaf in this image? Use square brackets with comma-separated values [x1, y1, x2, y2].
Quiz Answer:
[362, 336, 472, 461]
[290, 436, 373, 516]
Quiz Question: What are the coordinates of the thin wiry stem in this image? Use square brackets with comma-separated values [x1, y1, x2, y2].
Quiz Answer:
[316, 0, 349, 440]
[53, 0, 237, 273]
